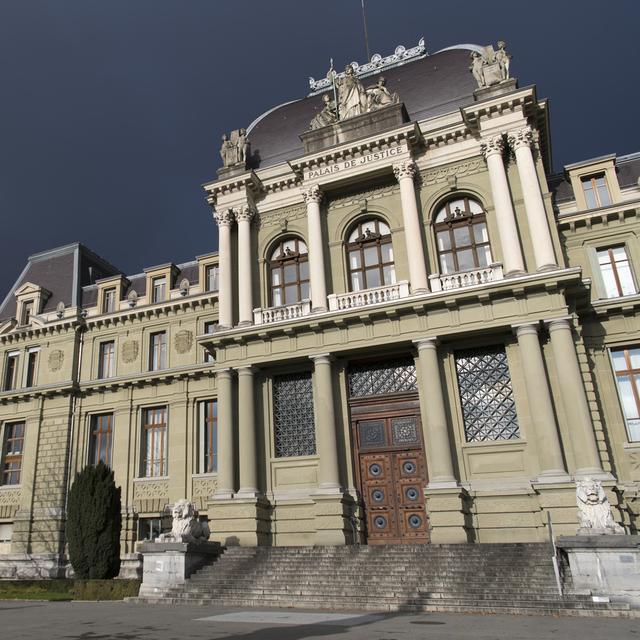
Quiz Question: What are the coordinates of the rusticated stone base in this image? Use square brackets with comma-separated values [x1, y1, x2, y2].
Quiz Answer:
[313, 492, 355, 546]
[424, 486, 470, 543]
[0, 553, 66, 579]
[207, 495, 272, 546]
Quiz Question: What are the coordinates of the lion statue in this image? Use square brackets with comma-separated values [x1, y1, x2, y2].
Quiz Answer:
[158, 499, 211, 543]
[576, 478, 624, 535]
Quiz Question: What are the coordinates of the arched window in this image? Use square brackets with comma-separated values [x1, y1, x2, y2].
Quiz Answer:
[434, 197, 493, 274]
[269, 238, 309, 306]
[347, 219, 395, 291]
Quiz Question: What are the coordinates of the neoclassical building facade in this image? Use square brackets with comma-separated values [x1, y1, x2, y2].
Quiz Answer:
[1, 40, 639, 577]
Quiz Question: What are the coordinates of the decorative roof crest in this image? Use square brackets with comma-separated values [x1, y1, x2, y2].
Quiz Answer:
[308, 37, 427, 95]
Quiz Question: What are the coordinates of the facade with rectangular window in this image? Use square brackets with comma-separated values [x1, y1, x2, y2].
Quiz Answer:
[1, 40, 640, 578]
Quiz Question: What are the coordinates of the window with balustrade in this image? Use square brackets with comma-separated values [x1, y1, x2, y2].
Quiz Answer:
[268, 238, 310, 307]
[346, 219, 396, 291]
[434, 197, 493, 275]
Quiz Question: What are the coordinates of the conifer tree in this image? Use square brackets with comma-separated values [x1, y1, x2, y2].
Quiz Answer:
[67, 462, 122, 579]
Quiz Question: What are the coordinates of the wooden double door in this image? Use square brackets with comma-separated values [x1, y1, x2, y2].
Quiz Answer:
[351, 394, 429, 544]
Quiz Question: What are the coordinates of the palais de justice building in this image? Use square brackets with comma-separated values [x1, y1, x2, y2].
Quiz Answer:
[1, 40, 640, 578]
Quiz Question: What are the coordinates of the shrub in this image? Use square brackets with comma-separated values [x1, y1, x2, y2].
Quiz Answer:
[67, 462, 122, 579]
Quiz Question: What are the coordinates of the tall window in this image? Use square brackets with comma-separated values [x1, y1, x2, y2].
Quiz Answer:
[89, 414, 113, 466]
[151, 277, 167, 303]
[611, 347, 640, 441]
[142, 406, 167, 477]
[199, 400, 217, 473]
[1, 422, 24, 485]
[269, 238, 309, 307]
[435, 197, 493, 274]
[597, 246, 637, 298]
[455, 346, 520, 442]
[25, 348, 39, 387]
[4, 353, 19, 391]
[21, 300, 34, 326]
[149, 331, 167, 371]
[581, 174, 611, 209]
[203, 321, 216, 363]
[103, 288, 117, 313]
[347, 219, 395, 291]
[205, 265, 219, 292]
[98, 341, 115, 378]
[273, 372, 316, 457]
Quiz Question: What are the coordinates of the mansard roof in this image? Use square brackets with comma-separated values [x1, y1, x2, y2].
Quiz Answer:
[245, 47, 479, 171]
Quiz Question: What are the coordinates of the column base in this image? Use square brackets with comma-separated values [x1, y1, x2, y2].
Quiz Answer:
[424, 486, 470, 543]
[536, 263, 559, 273]
[237, 320, 253, 328]
[208, 495, 271, 546]
[312, 491, 354, 546]
[504, 269, 528, 278]
[311, 306, 328, 314]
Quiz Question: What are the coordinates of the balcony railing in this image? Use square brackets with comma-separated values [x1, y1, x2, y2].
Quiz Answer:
[429, 263, 504, 292]
[253, 299, 312, 325]
[327, 281, 410, 311]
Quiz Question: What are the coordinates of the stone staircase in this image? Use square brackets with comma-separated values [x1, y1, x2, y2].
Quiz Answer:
[134, 543, 636, 617]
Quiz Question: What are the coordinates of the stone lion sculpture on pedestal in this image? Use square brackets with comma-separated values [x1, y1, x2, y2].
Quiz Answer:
[576, 478, 624, 535]
[158, 499, 211, 543]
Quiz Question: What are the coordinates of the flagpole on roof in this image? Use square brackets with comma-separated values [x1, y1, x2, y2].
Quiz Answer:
[361, 0, 371, 62]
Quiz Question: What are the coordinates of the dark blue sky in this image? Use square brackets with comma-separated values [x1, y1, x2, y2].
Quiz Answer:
[1, 1, 638, 297]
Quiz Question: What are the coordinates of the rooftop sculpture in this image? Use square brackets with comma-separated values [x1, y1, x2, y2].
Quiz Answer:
[469, 41, 513, 89]
[220, 128, 248, 169]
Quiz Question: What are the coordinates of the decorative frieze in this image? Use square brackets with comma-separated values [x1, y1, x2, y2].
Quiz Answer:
[0, 488, 21, 506]
[421, 159, 484, 186]
[133, 479, 169, 500]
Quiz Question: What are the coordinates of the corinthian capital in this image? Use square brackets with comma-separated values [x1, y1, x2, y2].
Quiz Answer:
[480, 135, 505, 159]
[234, 204, 255, 223]
[213, 208, 235, 227]
[392, 160, 417, 181]
[302, 184, 323, 205]
[507, 126, 534, 152]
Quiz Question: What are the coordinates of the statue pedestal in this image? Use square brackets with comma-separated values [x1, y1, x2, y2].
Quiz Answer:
[473, 78, 517, 102]
[217, 163, 247, 180]
[138, 541, 222, 599]
[556, 535, 640, 604]
[300, 102, 410, 155]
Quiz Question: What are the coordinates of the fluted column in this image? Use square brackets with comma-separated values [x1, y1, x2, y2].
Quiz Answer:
[235, 205, 255, 326]
[393, 161, 429, 293]
[213, 209, 234, 329]
[508, 127, 557, 271]
[302, 185, 328, 312]
[547, 319, 604, 476]
[214, 368, 235, 498]
[414, 339, 456, 486]
[237, 366, 258, 495]
[481, 135, 525, 276]
[514, 323, 568, 481]
[310, 354, 341, 491]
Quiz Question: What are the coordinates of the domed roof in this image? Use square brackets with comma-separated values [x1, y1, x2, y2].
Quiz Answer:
[245, 47, 479, 170]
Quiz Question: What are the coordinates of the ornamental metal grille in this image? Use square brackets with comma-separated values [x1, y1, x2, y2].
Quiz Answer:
[348, 359, 417, 398]
[273, 372, 316, 457]
[455, 346, 520, 442]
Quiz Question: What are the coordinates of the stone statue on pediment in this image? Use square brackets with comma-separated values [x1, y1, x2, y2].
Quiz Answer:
[335, 63, 368, 120]
[220, 128, 249, 168]
[470, 41, 513, 89]
[366, 77, 399, 111]
[310, 93, 338, 130]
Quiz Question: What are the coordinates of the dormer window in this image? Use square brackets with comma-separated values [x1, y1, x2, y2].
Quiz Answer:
[581, 174, 611, 209]
[21, 301, 34, 326]
[152, 277, 166, 304]
[103, 288, 116, 313]
[434, 197, 492, 274]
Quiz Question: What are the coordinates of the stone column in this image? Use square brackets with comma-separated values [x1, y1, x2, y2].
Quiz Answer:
[213, 209, 234, 329]
[514, 324, 568, 481]
[481, 135, 525, 276]
[302, 185, 327, 312]
[235, 205, 254, 326]
[508, 127, 557, 271]
[547, 319, 604, 476]
[414, 339, 457, 486]
[214, 368, 235, 498]
[310, 354, 341, 491]
[237, 366, 258, 495]
[393, 160, 429, 293]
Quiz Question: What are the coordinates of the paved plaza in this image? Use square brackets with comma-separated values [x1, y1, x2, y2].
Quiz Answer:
[0, 601, 637, 640]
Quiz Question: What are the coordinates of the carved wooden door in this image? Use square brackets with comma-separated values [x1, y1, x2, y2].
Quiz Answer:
[353, 403, 429, 544]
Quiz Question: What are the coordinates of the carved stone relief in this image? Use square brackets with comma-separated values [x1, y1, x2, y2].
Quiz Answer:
[0, 488, 21, 506]
[122, 340, 139, 364]
[174, 330, 194, 355]
[48, 349, 65, 372]
[193, 476, 218, 498]
[421, 159, 484, 186]
[133, 480, 169, 500]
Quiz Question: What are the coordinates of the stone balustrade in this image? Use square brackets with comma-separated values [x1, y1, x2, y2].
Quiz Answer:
[253, 299, 312, 325]
[429, 264, 504, 292]
[327, 281, 410, 311]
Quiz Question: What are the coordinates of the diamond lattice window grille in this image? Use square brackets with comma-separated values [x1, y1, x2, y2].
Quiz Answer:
[455, 346, 520, 442]
[348, 359, 417, 398]
[273, 372, 316, 457]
